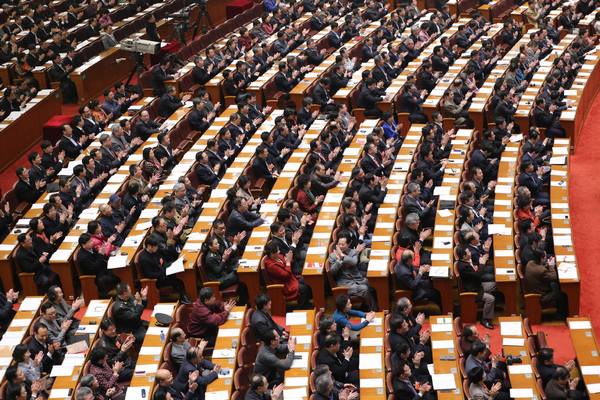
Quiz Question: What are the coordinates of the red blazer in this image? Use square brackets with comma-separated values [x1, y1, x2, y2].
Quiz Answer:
[296, 189, 318, 213]
[264, 254, 299, 301]
[517, 206, 540, 229]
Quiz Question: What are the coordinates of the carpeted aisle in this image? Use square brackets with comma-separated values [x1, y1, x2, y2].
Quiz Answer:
[570, 92, 600, 336]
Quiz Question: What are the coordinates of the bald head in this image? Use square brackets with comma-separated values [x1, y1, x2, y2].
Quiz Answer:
[155, 369, 172, 385]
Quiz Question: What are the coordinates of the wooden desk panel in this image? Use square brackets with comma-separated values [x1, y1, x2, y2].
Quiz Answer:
[0, 89, 61, 172]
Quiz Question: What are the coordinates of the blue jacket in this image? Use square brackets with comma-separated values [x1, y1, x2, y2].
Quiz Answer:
[333, 309, 368, 332]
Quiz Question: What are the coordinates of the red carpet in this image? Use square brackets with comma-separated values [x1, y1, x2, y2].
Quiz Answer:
[570, 92, 600, 335]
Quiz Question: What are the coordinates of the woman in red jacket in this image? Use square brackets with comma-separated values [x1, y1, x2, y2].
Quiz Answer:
[295, 175, 324, 214]
[516, 195, 543, 230]
[263, 241, 299, 301]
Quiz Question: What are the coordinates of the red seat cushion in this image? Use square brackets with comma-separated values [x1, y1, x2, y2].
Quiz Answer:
[43, 115, 74, 143]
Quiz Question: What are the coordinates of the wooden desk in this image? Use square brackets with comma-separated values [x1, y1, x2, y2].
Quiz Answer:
[47, 299, 111, 400]
[205, 306, 246, 399]
[288, 21, 382, 110]
[70, 47, 135, 105]
[0, 89, 61, 172]
[498, 316, 539, 399]
[368, 126, 422, 307]
[127, 302, 178, 398]
[302, 119, 378, 310]
[0, 295, 45, 382]
[550, 138, 579, 316]
[359, 312, 387, 400]
[567, 317, 600, 399]
[514, 34, 577, 134]
[280, 309, 316, 400]
[430, 129, 475, 314]
[0, 97, 154, 297]
[238, 119, 330, 305]
[421, 23, 504, 120]
[491, 140, 520, 315]
[429, 315, 463, 400]
[478, 0, 515, 22]
[180, 110, 283, 304]
[560, 47, 600, 151]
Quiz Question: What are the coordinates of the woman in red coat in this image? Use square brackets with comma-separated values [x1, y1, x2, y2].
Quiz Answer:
[263, 241, 299, 301]
[516, 195, 543, 230]
[295, 175, 324, 214]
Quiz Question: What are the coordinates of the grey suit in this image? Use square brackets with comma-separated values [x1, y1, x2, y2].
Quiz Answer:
[328, 249, 370, 299]
[253, 344, 294, 387]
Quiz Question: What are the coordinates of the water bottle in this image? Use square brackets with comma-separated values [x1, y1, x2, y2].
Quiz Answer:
[160, 330, 165, 343]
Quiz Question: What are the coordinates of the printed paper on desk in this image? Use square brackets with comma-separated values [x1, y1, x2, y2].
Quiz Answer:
[212, 349, 236, 358]
[18, 297, 42, 311]
[500, 321, 522, 336]
[286, 311, 307, 325]
[508, 364, 532, 374]
[77, 325, 98, 334]
[218, 328, 240, 337]
[554, 236, 573, 246]
[281, 387, 308, 400]
[509, 388, 534, 398]
[569, 320, 592, 330]
[62, 353, 86, 366]
[295, 335, 311, 344]
[433, 237, 452, 249]
[433, 186, 451, 196]
[494, 185, 512, 194]
[580, 365, 600, 375]
[487, 224, 512, 235]
[495, 250, 514, 257]
[431, 323, 452, 332]
[359, 353, 382, 369]
[429, 266, 449, 277]
[285, 376, 309, 387]
[432, 373, 456, 390]
[291, 352, 309, 369]
[431, 253, 450, 261]
[107, 254, 129, 270]
[437, 209, 453, 218]
[205, 391, 229, 400]
[550, 156, 566, 165]
[587, 383, 600, 393]
[10, 319, 32, 327]
[135, 364, 159, 374]
[361, 378, 384, 388]
[228, 311, 244, 320]
[49, 388, 71, 399]
[432, 340, 454, 349]
[369, 259, 388, 271]
[166, 258, 185, 276]
[362, 337, 383, 346]
[50, 364, 74, 377]
[139, 347, 163, 356]
[502, 337, 524, 346]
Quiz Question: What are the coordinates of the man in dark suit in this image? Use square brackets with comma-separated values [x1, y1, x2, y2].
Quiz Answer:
[252, 145, 277, 184]
[431, 45, 450, 74]
[328, 22, 343, 48]
[48, 54, 77, 103]
[188, 98, 213, 132]
[15, 167, 44, 204]
[112, 283, 148, 344]
[58, 124, 83, 159]
[494, 91, 517, 123]
[226, 197, 264, 238]
[15, 233, 60, 292]
[145, 14, 161, 42]
[173, 347, 218, 396]
[0, 289, 17, 335]
[195, 151, 220, 187]
[78, 233, 119, 296]
[361, 37, 376, 62]
[134, 110, 161, 140]
[400, 85, 428, 123]
[151, 59, 174, 97]
[154, 369, 198, 400]
[329, 64, 350, 94]
[358, 79, 384, 118]
[316, 334, 358, 387]
[29, 322, 64, 374]
[154, 131, 180, 169]
[274, 61, 299, 93]
[532, 98, 566, 137]
[312, 78, 338, 113]
[158, 86, 190, 118]
[305, 39, 326, 66]
[191, 56, 212, 85]
[417, 62, 437, 92]
[372, 55, 391, 86]
[250, 294, 288, 342]
[456, 245, 495, 328]
[395, 250, 440, 305]
[393, 359, 434, 400]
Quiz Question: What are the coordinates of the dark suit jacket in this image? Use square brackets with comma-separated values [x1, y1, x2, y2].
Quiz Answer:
[158, 94, 182, 118]
[328, 31, 342, 48]
[316, 349, 351, 384]
[134, 120, 160, 140]
[173, 359, 217, 395]
[250, 309, 285, 342]
[312, 83, 331, 107]
[274, 72, 293, 92]
[58, 137, 82, 159]
[151, 65, 173, 97]
[15, 179, 41, 203]
[195, 163, 219, 186]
